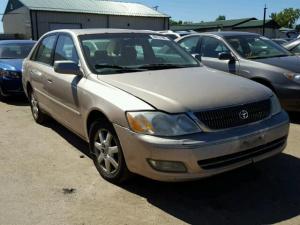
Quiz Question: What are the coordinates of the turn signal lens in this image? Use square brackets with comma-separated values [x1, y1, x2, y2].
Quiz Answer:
[127, 113, 154, 134]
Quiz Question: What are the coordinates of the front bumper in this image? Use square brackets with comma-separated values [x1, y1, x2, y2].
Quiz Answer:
[274, 83, 300, 112]
[114, 111, 289, 182]
[0, 77, 24, 96]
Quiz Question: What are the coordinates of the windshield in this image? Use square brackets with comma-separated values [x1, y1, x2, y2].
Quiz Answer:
[225, 35, 292, 59]
[79, 33, 199, 74]
[0, 43, 35, 59]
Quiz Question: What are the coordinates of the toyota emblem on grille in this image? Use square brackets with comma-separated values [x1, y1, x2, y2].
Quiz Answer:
[239, 110, 249, 120]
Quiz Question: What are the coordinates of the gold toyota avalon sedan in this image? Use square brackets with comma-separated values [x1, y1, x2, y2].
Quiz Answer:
[22, 29, 289, 183]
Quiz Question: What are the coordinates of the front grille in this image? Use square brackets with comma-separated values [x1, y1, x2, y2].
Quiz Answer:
[198, 136, 286, 170]
[194, 99, 271, 130]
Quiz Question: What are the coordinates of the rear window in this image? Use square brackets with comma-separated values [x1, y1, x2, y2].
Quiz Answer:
[0, 43, 35, 59]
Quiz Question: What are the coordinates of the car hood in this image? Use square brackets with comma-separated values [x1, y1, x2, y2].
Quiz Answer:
[253, 55, 300, 73]
[98, 67, 272, 113]
[0, 59, 23, 72]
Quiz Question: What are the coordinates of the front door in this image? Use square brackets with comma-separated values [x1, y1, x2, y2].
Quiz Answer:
[200, 36, 239, 74]
[45, 34, 84, 135]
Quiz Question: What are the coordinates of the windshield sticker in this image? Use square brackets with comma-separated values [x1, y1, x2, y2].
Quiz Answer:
[150, 35, 170, 41]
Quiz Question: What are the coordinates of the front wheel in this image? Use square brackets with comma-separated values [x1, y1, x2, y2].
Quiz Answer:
[29, 89, 47, 124]
[89, 120, 131, 184]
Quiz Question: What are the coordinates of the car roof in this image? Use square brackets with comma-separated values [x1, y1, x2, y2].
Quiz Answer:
[284, 38, 300, 49]
[46, 28, 159, 36]
[0, 40, 36, 45]
[182, 31, 260, 38]
[205, 31, 260, 37]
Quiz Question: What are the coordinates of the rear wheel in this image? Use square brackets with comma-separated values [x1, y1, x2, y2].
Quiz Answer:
[29, 89, 47, 124]
[89, 120, 130, 184]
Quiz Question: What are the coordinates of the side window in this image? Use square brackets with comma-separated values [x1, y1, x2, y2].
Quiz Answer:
[201, 36, 230, 58]
[291, 44, 300, 55]
[35, 35, 57, 65]
[54, 35, 79, 63]
[179, 36, 201, 54]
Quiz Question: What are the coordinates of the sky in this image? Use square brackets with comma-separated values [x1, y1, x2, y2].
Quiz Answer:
[0, 0, 300, 32]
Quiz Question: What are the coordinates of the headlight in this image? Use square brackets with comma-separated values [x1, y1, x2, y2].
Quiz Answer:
[270, 95, 282, 116]
[294, 74, 300, 83]
[0, 70, 20, 79]
[126, 111, 201, 136]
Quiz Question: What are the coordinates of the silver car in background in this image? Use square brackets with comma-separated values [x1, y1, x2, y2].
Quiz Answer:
[22, 29, 289, 183]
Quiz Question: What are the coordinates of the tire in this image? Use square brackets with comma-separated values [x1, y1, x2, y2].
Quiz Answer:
[89, 120, 131, 184]
[29, 89, 47, 124]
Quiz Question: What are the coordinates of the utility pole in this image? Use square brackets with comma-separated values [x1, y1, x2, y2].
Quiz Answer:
[153, 6, 159, 11]
[263, 4, 267, 36]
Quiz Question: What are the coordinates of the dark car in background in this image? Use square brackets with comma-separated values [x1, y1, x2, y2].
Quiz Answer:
[0, 40, 36, 100]
[284, 38, 300, 55]
[176, 32, 300, 112]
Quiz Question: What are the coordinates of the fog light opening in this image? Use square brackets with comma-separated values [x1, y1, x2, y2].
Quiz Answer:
[148, 159, 187, 173]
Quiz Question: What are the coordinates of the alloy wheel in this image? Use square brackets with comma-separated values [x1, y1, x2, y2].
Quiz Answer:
[31, 93, 39, 120]
[94, 129, 120, 174]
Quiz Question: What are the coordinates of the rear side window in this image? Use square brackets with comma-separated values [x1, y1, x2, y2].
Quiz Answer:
[34, 35, 57, 65]
[54, 35, 79, 63]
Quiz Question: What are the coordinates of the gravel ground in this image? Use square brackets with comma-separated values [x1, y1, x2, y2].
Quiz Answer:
[0, 97, 300, 225]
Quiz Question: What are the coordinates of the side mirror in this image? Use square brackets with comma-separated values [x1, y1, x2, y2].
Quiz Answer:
[192, 54, 202, 61]
[54, 61, 81, 75]
[218, 52, 235, 61]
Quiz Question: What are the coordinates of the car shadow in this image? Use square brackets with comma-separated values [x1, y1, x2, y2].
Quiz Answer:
[121, 154, 300, 225]
[1, 95, 29, 106]
[43, 118, 92, 158]
[288, 112, 300, 125]
[44, 119, 300, 225]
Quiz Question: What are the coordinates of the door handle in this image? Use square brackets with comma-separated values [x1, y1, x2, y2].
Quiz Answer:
[30, 69, 42, 76]
[47, 78, 53, 83]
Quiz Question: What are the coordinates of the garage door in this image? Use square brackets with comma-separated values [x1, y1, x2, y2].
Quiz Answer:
[49, 23, 82, 31]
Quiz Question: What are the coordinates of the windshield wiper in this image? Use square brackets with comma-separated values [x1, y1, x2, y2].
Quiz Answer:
[95, 64, 145, 73]
[136, 63, 195, 70]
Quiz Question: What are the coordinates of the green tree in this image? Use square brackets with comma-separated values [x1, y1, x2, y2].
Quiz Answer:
[216, 15, 226, 21]
[169, 19, 183, 25]
[270, 8, 300, 28]
[169, 19, 178, 26]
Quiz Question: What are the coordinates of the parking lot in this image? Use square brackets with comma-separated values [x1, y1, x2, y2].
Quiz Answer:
[0, 97, 300, 225]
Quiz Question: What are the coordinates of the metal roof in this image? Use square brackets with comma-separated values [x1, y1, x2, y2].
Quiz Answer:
[234, 19, 280, 28]
[17, 0, 169, 18]
[171, 18, 256, 31]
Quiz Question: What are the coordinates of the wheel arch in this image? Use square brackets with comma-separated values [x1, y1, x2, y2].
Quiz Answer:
[86, 109, 112, 138]
[250, 77, 276, 93]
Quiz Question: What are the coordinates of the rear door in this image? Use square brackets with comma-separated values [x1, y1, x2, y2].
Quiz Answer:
[26, 34, 58, 113]
[200, 36, 239, 74]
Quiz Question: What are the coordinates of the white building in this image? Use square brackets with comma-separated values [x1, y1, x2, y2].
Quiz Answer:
[2, 0, 170, 40]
